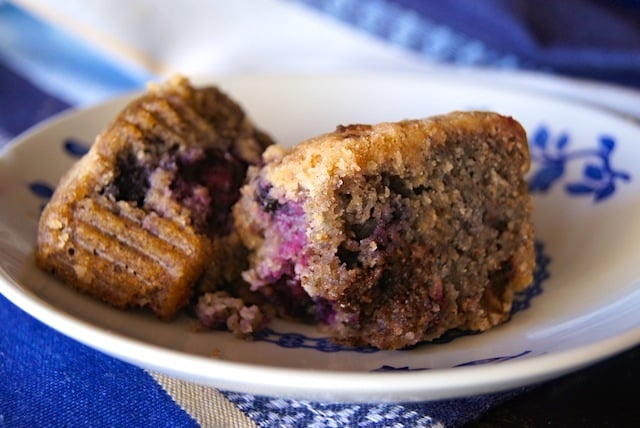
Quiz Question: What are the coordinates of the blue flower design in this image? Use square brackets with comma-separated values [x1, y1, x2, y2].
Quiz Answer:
[371, 365, 429, 372]
[28, 138, 90, 208]
[64, 138, 90, 157]
[28, 181, 54, 199]
[452, 350, 531, 367]
[29, 181, 55, 211]
[255, 327, 378, 353]
[528, 125, 631, 202]
[511, 241, 549, 313]
[276, 332, 306, 348]
[373, 350, 532, 372]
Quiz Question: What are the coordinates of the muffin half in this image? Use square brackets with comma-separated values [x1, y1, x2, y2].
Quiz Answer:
[234, 111, 535, 349]
[36, 76, 272, 320]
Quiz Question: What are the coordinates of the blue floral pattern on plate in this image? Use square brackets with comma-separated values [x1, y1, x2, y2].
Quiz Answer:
[254, 328, 379, 354]
[373, 350, 532, 372]
[63, 138, 91, 157]
[528, 124, 631, 201]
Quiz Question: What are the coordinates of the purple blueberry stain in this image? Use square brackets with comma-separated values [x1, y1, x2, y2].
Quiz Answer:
[102, 152, 150, 206]
[171, 148, 247, 236]
[256, 183, 283, 213]
[270, 275, 316, 320]
[249, 183, 316, 318]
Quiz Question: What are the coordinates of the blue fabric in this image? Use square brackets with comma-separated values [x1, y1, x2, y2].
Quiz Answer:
[0, 2, 150, 106]
[222, 388, 529, 427]
[301, 0, 640, 87]
[0, 296, 198, 428]
[0, 61, 69, 137]
[0, 36, 195, 427]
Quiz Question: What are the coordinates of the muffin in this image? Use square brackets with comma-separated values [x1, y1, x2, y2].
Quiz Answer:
[234, 111, 535, 350]
[36, 76, 272, 320]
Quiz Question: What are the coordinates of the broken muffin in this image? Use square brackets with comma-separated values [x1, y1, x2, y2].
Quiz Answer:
[36, 76, 272, 320]
[234, 111, 535, 350]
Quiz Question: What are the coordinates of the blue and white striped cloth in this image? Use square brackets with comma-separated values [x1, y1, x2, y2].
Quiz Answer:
[1, 1, 639, 426]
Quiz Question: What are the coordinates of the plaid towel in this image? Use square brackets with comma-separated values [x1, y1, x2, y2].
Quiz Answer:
[1, 1, 639, 427]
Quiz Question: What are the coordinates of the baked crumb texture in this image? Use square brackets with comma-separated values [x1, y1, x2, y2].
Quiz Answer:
[234, 111, 535, 350]
[36, 76, 272, 320]
[196, 291, 266, 338]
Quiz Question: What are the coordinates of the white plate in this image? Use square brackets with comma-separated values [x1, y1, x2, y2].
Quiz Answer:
[1, 73, 639, 402]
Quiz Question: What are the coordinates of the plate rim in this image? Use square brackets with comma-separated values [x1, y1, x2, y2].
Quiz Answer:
[2, 264, 639, 401]
[2, 70, 640, 401]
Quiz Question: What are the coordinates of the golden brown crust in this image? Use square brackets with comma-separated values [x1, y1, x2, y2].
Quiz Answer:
[263, 112, 530, 195]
